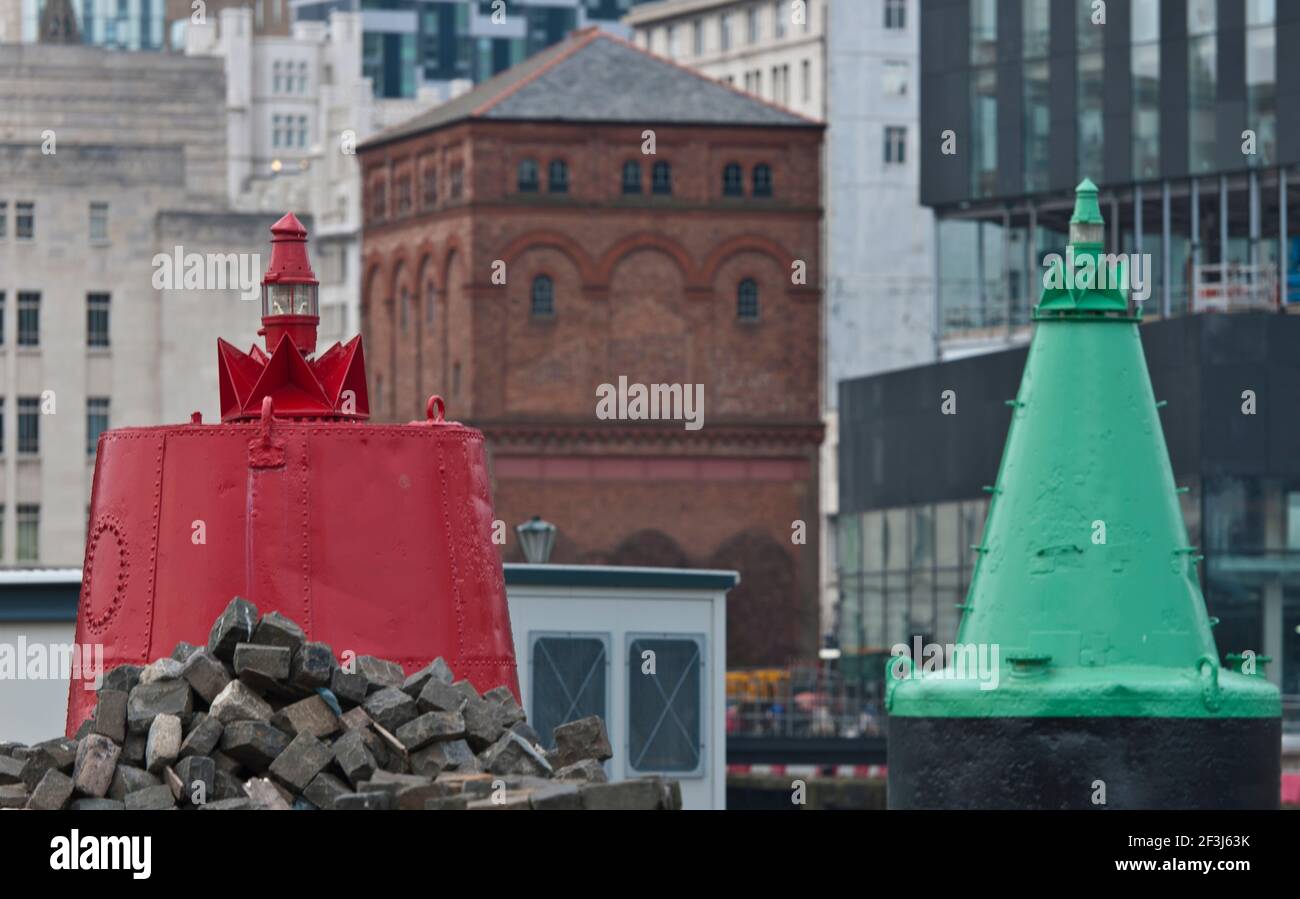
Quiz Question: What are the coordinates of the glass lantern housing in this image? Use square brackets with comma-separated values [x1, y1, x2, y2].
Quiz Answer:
[262, 282, 319, 317]
[1069, 221, 1104, 245]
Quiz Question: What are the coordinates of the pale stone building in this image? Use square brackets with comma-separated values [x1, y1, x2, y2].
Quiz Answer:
[0, 42, 275, 566]
[627, 0, 826, 120]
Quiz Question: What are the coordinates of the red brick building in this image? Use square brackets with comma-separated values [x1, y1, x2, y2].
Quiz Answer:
[357, 28, 823, 666]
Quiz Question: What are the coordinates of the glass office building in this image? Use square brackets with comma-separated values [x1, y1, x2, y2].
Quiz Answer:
[922, 1, 1296, 355]
[294, 0, 654, 98]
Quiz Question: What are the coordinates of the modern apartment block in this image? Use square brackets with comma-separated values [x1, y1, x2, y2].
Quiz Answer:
[291, 0, 656, 99]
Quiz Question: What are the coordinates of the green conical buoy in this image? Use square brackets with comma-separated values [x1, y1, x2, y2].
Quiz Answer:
[887, 180, 1281, 809]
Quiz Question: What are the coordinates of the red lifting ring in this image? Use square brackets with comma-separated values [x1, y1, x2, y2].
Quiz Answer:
[426, 395, 446, 422]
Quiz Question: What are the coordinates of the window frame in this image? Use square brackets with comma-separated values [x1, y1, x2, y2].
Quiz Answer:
[87, 397, 110, 457]
[16, 202, 34, 240]
[528, 630, 611, 753]
[737, 278, 760, 321]
[531, 274, 555, 318]
[517, 158, 540, 193]
[16, 503, 39, 563]
[621, 160, 643, 195]
[626, 632, 707, 778]
[17, 396, 40, 455]
[884, 0, 907, 30]
[752, 163, 774, 197]
[651, 160, 672, 195]
[17, 291, 39, 347]
[548, 158, 569, 194]
[722, 162, 744, 197]
[87, 292, 111, 348]
[89, 202, 109, 243]
[883, 126, 907, 165]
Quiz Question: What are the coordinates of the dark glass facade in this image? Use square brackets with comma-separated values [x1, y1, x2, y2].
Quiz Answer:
[923, 0, 1298, 345]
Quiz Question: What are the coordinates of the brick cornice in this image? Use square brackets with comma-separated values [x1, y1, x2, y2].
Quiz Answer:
[475, 419, 824, 454]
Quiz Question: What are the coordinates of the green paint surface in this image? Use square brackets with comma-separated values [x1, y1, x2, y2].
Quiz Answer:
[890, 181, 1281, 720]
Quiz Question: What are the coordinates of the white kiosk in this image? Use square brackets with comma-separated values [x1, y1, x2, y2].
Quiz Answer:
[504, 564, 738, 811]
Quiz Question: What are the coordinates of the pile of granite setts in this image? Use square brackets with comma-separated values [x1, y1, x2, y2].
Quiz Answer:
[0, 597, 680, 811]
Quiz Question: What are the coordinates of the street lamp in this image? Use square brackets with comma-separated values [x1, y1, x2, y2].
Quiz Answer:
[515, 516, 556, 564]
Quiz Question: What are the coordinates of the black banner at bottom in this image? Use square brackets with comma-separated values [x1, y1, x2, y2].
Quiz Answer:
[0, 808, 1283, 885]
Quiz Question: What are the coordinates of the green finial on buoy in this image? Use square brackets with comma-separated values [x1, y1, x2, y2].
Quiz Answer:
[1035, 177, 1132, 319]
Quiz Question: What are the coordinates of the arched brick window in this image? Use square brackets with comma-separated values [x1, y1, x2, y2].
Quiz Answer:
[549, 159, 569, 193]
[518, 158, 540, 192]
[737, 278, 759, 320]
[651, 161, 672, 195]
[753, 163, 773, 197]
[723, 162, 744, 197]
[622, 160, 642, 194]
[531, 275, 555, 318]
[425, 279, 436, 327]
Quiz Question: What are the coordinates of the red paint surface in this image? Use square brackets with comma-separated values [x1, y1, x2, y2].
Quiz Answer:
[66, 415, 519, 735]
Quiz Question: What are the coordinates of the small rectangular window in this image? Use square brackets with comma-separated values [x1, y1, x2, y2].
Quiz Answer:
[884, 126, 907, 164]
[16, 202, 34, 240]
[87, 397, 110, 456]
[89, 202, 109, 243]
[17, 292, 39, 346]
[18, 396, 40, 455]
[87, 293, 111, 347]
[530, 633, 609, 750]
[0, 397, 5, 455]
[627, 635, 704, 774]
[17, 504, 39, 562]
[396, 175, 412, 215]
[883, 59, 909, 97]
[0, 292, 5, 345]
[422, 167, 438, 208]
[884, 0, 907, 30]
[0, 201, 7, 238]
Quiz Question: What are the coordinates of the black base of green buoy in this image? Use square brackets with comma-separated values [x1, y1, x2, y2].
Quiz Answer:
[888, 715, 1281, 809]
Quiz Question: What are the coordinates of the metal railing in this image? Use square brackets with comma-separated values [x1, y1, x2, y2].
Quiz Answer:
[726, 685, 885, 740]
[1193, 264, 1280, 313]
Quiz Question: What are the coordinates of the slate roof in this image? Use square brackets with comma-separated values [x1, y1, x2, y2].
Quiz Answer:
[362, 28, 819, 150]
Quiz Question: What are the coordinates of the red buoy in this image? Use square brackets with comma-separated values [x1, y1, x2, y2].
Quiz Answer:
[66, 215, 519, 735]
